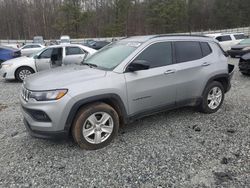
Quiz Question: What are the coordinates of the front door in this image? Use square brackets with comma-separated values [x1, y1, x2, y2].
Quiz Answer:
[35, 48, 53, 71]
[125, 42, 178, 115]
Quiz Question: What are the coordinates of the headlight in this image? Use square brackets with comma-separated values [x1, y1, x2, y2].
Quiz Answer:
[2, 64, 13, 68]
[243, 47, 250, 51]
[29, 89, 68, 101]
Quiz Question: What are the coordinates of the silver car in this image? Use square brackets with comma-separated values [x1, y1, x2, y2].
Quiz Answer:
[20, 35, 234, 150]
[0, 44, 96, 81]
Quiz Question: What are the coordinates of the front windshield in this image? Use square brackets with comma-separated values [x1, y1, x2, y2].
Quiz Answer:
[84, 41, 141, 70]
[239, 38, 250, 44]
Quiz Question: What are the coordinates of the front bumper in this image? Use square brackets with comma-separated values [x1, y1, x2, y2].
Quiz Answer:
[0, 66, 15, 79]
[20, 93, 75, 139]
[24, 118, 68, 139]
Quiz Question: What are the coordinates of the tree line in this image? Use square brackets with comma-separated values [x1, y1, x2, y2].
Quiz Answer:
[0, 0, 249, 39]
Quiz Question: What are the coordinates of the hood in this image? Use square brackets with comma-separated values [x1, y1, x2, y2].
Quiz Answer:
[2, 56, 33, 65]
[24, 65, 107, 90]
[241, 53, 250, 61]
[231, 44, 250, 50]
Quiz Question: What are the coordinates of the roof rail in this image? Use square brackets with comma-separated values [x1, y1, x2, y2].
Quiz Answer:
[152, 34, 210, 39]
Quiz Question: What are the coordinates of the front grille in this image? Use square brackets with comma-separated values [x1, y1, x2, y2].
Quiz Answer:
[21, 86, 31, 102]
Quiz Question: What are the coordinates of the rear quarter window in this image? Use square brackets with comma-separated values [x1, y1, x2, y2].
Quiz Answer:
[200, 42, 212, 57]
[174, 41, 203, 63]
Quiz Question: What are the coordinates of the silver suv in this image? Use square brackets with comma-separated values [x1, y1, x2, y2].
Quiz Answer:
[20, 35, 234, 150]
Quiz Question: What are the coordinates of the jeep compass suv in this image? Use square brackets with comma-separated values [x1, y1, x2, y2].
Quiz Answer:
[20, 35, 234, 150]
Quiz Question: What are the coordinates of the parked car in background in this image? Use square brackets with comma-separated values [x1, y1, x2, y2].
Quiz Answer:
[60, 35, 71, 44]
[91, 41, 111, 50]
[33, 36, 44, 45]
[19, 44, 45, 57]
[83, 40, 111, 50]
[82, 40, 96, 47]
[20, 35, 234, 150]
[228, 38, 250, 58]
[0, 46, 21, 65]
[239, 53, 250, 75]
[1, 43, 20, 49]
[0, 44, 96, 81]
[206, 33, 246, 51]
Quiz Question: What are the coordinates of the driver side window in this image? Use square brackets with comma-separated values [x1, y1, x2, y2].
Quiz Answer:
[39, 48, 53, 59]
[134, 42, 172, 68]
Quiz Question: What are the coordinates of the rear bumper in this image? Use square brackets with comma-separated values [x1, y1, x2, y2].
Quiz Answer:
[24, 118, 68, 140]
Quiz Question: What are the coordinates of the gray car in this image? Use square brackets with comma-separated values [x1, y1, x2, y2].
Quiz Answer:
[20, 35, 234, 150]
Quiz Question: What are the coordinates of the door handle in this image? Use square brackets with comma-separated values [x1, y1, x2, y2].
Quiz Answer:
[164, 69, 176, 75]
[202, 62, 211, 67]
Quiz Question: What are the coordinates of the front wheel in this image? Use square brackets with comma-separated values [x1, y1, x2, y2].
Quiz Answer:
[15, 67, 34, 82]
[199, 81, 225, 114]
[72, 103, 119, 150]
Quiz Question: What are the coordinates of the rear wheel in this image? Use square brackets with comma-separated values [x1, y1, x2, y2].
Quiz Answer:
[72, 103, 119, 150]
[199, 81, 225, 114]
[15, 67, 34, 82]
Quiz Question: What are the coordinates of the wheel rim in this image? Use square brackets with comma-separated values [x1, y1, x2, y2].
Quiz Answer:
[82, 112, 114, 144]
[207, 87, 222, 110]
[19, 69, 32, 80]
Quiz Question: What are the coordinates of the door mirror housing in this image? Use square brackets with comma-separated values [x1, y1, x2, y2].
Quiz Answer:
[127, 60, 150, 72]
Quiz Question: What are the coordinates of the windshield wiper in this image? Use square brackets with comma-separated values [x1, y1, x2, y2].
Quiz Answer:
[82, 62, 98, 68]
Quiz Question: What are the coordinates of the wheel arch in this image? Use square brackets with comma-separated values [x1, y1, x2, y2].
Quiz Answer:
[65, 94, 128, 133]
[203, 74, 230, 95]
[14, 66, 35, 79]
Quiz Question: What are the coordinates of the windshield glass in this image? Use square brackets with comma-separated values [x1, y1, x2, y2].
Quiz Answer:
[84, 41, 141, 70]
[239, 38, 250, 44]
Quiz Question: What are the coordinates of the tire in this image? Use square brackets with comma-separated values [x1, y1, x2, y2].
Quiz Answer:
[72, 102, 119, 150]
[199, 81, 225, 114]
[15, 67, 34, 82]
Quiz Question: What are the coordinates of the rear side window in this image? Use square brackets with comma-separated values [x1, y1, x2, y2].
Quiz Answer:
[174, 41, 203, 63]
[200, 42, 212, 57]
[234, 34, 245, 40]
[216, 35, 232, 42]
[134, 42, 172, 68]
[66, 47, 84, 55]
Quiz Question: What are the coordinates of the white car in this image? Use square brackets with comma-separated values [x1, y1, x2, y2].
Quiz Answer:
[60, 35, 71, 44]
[206, 33, 246, 51]
[0, 44, 96, 81]
[19, 44, 45, 57]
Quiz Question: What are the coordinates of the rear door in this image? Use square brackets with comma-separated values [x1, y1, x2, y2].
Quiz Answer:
[125, 42, 178, 115]
[173, 41, 214, 103]
[63, 46, 86, 65]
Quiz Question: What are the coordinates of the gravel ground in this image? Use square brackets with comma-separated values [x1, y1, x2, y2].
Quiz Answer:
[0, 59, 249, 188]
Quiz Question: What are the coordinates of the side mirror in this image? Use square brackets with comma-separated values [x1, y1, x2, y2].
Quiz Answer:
[127, 60, 150, 72]
[51, 54, 58, 61]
